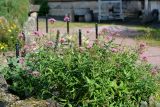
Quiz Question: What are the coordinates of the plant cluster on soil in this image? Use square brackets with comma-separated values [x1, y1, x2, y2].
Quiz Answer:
[1, 28, 160, 106]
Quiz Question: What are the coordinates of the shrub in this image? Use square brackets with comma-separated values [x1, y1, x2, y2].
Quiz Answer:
[0, 0, 29, 26]
[0, 0, 29, 50]
[0, 17, 20, 50]
[31, 0, 49, 16]
[1, 32, 158, 106]
[38, 0, 49, 16]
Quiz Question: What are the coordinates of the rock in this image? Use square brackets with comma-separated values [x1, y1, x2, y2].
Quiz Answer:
[10, 98, 53, 107]
[0, 74, 8, 92]
[23, 16, 36, 45]
[149, 96, 155, 107]
[46, 99, 62, 107]
[0, 89, 19, 107]
[140, 101, 148, 107]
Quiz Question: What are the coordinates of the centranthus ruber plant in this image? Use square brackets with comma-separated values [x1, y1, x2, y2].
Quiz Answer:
[1, 28, 159, 107]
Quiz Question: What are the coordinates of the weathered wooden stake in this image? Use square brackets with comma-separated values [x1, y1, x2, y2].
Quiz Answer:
[79, 29, 82, 47]
[15, 43, 19, 58]
[67, 21, 69, 34]
[95, 23, 98, 39]
[36, 16, 39, 31]
[46, 14, 48, 33]
[54, 30, 60, 51]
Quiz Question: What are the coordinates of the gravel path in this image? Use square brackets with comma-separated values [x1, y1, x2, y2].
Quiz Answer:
[49, 25, 160, 66]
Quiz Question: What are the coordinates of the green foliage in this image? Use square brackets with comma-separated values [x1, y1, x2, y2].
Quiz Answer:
[136, 28, 160, 46]
[0, 0, 29, 50]
[0, 0, 29, 26]
[1, 39, 158, 106]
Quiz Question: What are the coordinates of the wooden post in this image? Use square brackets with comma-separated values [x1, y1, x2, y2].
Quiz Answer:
[95, 23, 98, 39]
[15, 43, 19, 58]
[46, 14, 48, 33]
[79, 29, 82, 47]
[36, 16, 39, 31]
[54, 30, 60, 51]
[67, 21, 69, 34]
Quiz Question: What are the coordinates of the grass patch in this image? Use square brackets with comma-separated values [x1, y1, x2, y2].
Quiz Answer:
[39, 19, 106, 28]
[135, 29, 160, 46]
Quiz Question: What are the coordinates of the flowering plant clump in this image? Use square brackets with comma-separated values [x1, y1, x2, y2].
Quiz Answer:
[0, 18, 20, 50]
[1, 29, 160, 107]
[0, 42, 8, 51]
[48, 18, 56, 24]
[64, 16, 70, 22]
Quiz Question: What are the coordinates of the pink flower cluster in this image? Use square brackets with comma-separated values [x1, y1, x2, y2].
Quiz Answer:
[48, 18, 56, 24]
[31, 71, 40, 77]
[32, 31, 44, 37]
[86, 42, 93, 49]
[111, 48, 118, 53]
[140, 53, 148, 62]
[22, 42, 37, 53]
[151, 66, 159, 76]
[59, 38, 65, 43]
[64, 16, 70, 22]
[138, 42, 148, 62]
[45, 41, 54, 47]
[138, 42, 146, 54]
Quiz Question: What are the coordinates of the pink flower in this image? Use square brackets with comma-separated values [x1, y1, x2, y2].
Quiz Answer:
[19, 57, 25, 64]
[86, 42, 93, 49]
[31, 71, 40, 77]
[111, 48, 118, 52]
[64, 16, 70, 22]
[102, 28, 107, 33]
[32, 31, 44, 37]
[106, 36, 113, 42]
[138, 42, 147, 54]
[46, 41, 54, 47]
[48, 18, 56, 24]
[140, 42, 146, 49]
[59, 38, 65, 43]
[86, 31, 90, 34]
[31, 42, 37, 47]
[31, 42, 37, 51]
[140, 53, 148, 62]
[23, 45, 30, 52]
[151, 66, 159, 75]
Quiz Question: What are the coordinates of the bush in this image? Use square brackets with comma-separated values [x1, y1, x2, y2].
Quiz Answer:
[0, 0, 29, 50]
[0, 17, 20, 50]
[0, 0, 29, 26]
[31, 0, 49, 16]
[38, 0, 49, 16]
[1, 32, 158, 106]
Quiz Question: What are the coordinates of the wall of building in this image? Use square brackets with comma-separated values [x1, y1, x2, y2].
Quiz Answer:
[149, 1, 160, 21]
[48, 0, 160, 21]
